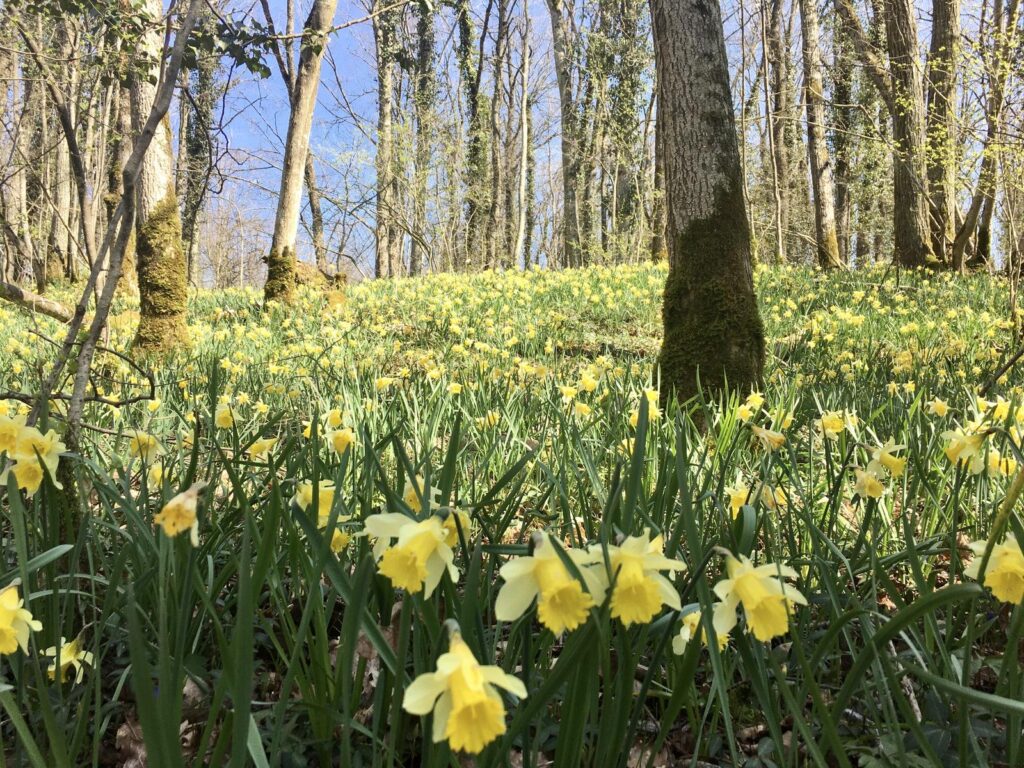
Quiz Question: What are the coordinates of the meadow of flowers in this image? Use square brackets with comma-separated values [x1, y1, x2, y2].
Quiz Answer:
[1, 262, 1023, 767]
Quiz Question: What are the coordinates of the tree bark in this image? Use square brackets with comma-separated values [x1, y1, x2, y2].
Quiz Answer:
[765, 0, 790, 261]
[130, 0, 189, 352]
[650, 0, 765, 402]
[925, 0, 959, 263]
[373, 0, 402, 277]
[265, 0, 339, 302]
[882, 0, 935, 267]
[546, 0, 584, 267]
[798, 0, 843, 268]
[410, 0, 436, 275]
[832, 6, 856, 263]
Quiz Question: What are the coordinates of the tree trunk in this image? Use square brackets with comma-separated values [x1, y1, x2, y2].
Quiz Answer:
[130, 0, 188, 353]
[410, 0, 436, 276]
[952, 0, 1019, 270]
[373, 0, 402, 278]
[650, 98, 667, 261]
[512, 8, 531, 268]
[883, 0, 935, 267]
[650, 0, 765, 402]
[798, 0, 842, 268]
[305, 153, 327, 271]
[265, 0, 339, 302]
[765, 0, 790, 261]
[832, 7, 856, 263]
[546, 0, 584, 267]
[925, 0, 959, 263]
[181, 11, 218, 286]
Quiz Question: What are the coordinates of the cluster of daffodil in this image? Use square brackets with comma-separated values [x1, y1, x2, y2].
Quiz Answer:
[0, 407, 65, 496]
[356, 511, 807, 753]
[0, 583, 93, 683]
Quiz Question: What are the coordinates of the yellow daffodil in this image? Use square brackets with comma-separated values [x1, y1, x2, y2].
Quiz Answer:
[214, 403, 236, 429]
[441, 507, 473, 547]
[672, 607, 729, 655]
[43, 635, 94, 683]
[942, 426, 986, 474]
[0, 583, 42, 655]
[927, 398, 950, 417]
[758, 483, 788, 510]
[0, 413, 27, 454]
[291, 480, 336, 526]
[403, 628, 526, 754]
[872, 439, 907, 477]
[326, 427, 357, 455]
[986, 449, 1018, 478]
[751, 424, 785, 452]
[853, 466, 885, 499]
[325, 408, 344, 429]
[330, 528, 351, 554]
[818, 410, 847, 440]
[725, 479, 750, 518]
[153, 482, 206, 546]
[246, 437, 277, 459]
[964, 535, 1024, 604]
[495, 533, 605, 634]
[128, 430, 163, 461]
[364, 513, 458, 596]
[713, 553, 807, 642]
[594, 530, 685, 627]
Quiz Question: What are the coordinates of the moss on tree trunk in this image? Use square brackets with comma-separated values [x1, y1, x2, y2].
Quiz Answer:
[651, 0, 766, 405]
[657, 186, 765, 403]
[132, 190, 188, 353]
[264, 245, 296, 303]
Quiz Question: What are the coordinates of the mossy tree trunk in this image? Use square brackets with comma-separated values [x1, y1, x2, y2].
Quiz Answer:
[129, 0, 188, 354]
[650, 0, 765, 403]
[265, 0, 339, 302]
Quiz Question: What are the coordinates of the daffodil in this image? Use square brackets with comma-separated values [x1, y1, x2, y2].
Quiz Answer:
[326, 427, 357, 455]
[364, 513, 458, 596]
[725, 479, 750, 518]
[403, 628, 526, 754]
[153, 483, 206, 546]
[330, 528, 351, 554]
[942, 426, 986, 474]
[0, 413, 27, 454]
[5, 426, 65, 487]
[927, 398, 950, 417]
[986, 449, 1018, 478]
[672, 607, 729, 655]
[325, 408, 345, 429]
[246, 437, 277, 459]
[128, 430, 163, 461]
[43, 635, 94, 683]
[495, 533, 605, 634]
[751, 424, 785, 452]
[291, 480, 337, 526]
[872, 439, 907, 477]
[818, 410, 846, 440]
[964, 535, 1024, 604]
[214, 403, 236, 429]
[441, 507, 472, 547]
[594, 530, 685, 627]
[713, 553, 807, 642]
[853, 466, 885, 499]
[0, 583, 42, 655]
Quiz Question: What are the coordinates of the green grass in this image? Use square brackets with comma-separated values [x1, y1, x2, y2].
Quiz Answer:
[1, 262, 1022, 766]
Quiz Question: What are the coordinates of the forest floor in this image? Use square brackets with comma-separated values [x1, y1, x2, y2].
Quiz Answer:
[2, 262, 1023, 767]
